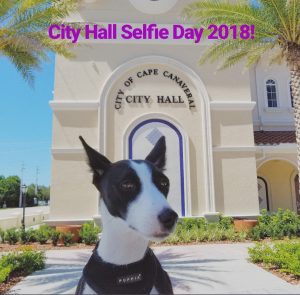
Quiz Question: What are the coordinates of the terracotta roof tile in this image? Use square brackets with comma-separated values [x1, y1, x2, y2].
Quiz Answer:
[254, 131, 296, 145]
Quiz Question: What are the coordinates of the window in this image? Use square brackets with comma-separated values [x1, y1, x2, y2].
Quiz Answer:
[290, 81, 294, 107]
[266, 79, 278, 108]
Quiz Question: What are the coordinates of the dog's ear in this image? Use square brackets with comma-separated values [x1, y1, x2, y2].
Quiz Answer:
[145, 136, 166, 170]
[79, 136, 111, 176]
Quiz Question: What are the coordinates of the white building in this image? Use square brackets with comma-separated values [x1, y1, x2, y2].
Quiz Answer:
[47, 0, 299, 226]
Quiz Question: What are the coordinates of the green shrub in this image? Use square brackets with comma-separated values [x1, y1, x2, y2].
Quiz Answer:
[27, 228, 37, 243]
[20, 229, 38, 244]
[248, 243, 274, 263]
[5, 228, 20, 245]
[79, 222, 101, 245]
[35, 226, 51, 245]
[179, 217, 206, 230]
[39, 225, 52, 234]
[248, 226, 262, 241]
[249, 240, 300, 276]
[61, 232, 73, 246]
[51, 230, 60, 246]
[0, 265, 12, 283]
[218, 216, 234, 230]
[249, 209, 300, 240]
[162, 217, 246, 245]
[20, 229, 30, 244]
[0, 246, 45, 276]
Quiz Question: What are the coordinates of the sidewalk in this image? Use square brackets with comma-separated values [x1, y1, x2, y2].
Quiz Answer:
[9, 243, 300, 294]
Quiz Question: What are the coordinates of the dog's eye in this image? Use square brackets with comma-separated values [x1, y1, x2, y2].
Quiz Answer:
[160, 179, 169, 188]
[120, 181, 136, 191]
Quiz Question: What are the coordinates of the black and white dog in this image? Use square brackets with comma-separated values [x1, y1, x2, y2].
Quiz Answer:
[76, 136, 178, 294]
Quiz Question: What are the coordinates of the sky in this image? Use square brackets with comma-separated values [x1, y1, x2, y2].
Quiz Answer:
[0, 54, 55, 186]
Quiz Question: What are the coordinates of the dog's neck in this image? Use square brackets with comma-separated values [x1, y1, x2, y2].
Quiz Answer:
[96, 200, 149, 265]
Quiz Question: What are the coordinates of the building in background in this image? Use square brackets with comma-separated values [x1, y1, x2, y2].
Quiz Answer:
[48, 0, 299, 226]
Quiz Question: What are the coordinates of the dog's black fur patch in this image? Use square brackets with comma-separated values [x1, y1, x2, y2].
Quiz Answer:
[145, 136, 166, 170]
[79, 137, 170, 220]
[99, 160, 142, 219]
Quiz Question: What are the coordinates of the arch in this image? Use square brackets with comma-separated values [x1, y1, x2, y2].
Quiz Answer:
[257, 158, 298, 212]
[127, 118, 186, 216]
[257, 157, 297, 170]
[98, 55, 216, 213]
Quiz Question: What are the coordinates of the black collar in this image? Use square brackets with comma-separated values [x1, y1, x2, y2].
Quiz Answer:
[83, 246, 157, 294]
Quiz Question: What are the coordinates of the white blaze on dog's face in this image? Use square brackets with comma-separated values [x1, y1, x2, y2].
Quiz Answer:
[125, 161, 177, 240]
[79, 136, 178, 241]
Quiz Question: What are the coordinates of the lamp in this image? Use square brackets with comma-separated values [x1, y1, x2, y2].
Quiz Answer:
[21, 184, 27, 194]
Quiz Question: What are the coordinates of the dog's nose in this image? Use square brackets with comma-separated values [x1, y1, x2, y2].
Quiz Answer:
[158, 208, 178, 230]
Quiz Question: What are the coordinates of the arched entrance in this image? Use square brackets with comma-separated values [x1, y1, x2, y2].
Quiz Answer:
[99, 56, 216, 216]
[128, 118, 186, 216]
[257, 176, 270, 211]
[257, 159, 298, 212]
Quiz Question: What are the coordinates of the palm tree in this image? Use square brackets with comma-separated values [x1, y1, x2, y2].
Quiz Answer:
[184, 0, 300, 194]
[0, 0, 79, 85]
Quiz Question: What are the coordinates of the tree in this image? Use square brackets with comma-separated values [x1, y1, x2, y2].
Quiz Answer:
[38, 185, 50, 202]
[0, 0, 79, 85]
[0, 176, 20, 207]
[0, 176, 50, 208]
[24, 184, 50, 206]
[184, 0, 300, 188]
[26, 184, 36, 207]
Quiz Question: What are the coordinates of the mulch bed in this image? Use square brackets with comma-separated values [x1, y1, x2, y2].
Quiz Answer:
[0, 242, 94, 253]
[0, 271, 25, 295]
[0, 240, 253, 253]
[256, 263, 300, 285]
[155, 239, 253, 247]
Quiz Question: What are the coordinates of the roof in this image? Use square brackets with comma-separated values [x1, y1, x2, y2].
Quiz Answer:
[254, 131, 296, 145]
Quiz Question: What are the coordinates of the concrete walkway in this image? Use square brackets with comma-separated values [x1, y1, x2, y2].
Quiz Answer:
[9, 243, 300, 294]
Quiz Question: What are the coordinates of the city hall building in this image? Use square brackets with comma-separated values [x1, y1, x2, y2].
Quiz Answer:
[48, 0, 300, 226]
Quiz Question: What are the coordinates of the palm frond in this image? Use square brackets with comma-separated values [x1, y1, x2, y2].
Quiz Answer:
[259, 0, 291, 39]
[183, 0, 300, 69]
[1, 44, 41, 85]
[0, 0, 80, 84]
[183, 1, 283, 38]
[0, 0, 18, 21]
[286, 0, 300, 42]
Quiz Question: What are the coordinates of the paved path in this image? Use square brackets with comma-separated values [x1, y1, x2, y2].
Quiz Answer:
[0, 206, 49, 218]
[9, 243, 300, 294]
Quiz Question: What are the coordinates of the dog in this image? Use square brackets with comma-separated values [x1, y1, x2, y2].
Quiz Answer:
[76, 136, 178, 294]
